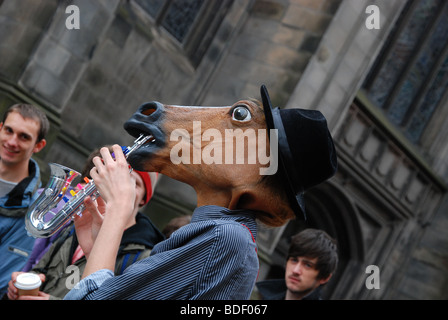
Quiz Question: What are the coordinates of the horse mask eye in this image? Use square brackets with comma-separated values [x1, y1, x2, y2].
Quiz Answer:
[232, 106, 252, 122]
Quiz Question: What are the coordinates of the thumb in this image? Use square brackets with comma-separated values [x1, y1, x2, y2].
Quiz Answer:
[85, 196, 104, 224]
[38, 273, 46, 283]
[95, 196, 106, 216]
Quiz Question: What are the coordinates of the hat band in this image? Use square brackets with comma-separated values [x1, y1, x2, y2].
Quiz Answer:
[272, 107, 304, 195]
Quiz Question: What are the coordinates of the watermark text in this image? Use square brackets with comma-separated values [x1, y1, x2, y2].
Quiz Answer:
[365, 5, 380, 30]
[170, 121, 278, 176]
[365, 264, 380, 289]
[65, 5, 80, 30]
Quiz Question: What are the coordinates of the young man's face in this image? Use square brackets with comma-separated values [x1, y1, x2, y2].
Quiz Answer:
[285, 256, 331, 299]
[0, 111, 45, 167]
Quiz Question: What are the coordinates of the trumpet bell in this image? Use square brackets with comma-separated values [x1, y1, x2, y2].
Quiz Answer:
[25, 134, 152, 238]
[25, 163, 80, 238]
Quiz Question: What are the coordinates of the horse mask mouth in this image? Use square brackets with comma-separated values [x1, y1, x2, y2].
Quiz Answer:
[123, 101, 166, 170]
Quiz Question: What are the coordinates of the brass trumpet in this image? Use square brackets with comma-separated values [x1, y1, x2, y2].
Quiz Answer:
[25, 134, 152, 238]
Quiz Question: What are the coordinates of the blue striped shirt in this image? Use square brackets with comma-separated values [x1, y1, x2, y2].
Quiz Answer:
[64, 205, 259, 300]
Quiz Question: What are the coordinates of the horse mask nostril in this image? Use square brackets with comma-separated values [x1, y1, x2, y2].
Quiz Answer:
[124, 101, 164, 140]
[142, 104, 157, 116]
[142, 108, 156, 116]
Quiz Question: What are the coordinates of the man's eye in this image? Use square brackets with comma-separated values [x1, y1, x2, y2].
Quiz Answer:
[232, 106, 252, 122]
[20, 134, 32, 141]
[289, 257, 299, 263]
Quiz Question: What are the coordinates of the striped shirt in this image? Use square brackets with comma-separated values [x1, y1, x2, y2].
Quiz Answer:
[64, 205, 259, 300]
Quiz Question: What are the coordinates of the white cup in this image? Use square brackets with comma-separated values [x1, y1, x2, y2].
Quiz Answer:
[14, 273, 42, 297]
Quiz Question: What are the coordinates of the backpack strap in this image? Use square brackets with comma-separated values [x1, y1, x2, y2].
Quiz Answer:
[115, 245, 152, 275]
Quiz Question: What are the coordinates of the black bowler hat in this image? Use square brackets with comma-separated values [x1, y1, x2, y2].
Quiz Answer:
[261, 85, 337, 220]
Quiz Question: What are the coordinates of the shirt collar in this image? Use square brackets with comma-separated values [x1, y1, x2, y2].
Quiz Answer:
[191, 205, 258, 239]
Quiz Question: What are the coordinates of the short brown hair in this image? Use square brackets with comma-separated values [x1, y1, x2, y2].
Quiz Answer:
[80, 146, 114, 179]
[2, 104, 50, 142]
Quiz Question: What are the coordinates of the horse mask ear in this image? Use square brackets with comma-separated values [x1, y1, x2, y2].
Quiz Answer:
[260, 85, 338, 221]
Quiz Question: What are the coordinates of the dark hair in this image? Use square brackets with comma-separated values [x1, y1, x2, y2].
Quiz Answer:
[2, 104, 50, 142]
[288, 228, 338, 280]
[80, 145, 114, 179]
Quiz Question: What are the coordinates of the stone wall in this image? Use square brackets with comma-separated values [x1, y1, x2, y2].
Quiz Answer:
[1, 0, 342, 226]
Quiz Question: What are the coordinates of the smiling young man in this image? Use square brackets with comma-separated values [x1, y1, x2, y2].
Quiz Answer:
[256, 228, 338, 300]
[0, 104, 49, 295]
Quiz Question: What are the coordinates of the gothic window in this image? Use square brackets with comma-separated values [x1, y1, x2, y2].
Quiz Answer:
[363, 0, 448, 144]
[134, 0, 233, 68]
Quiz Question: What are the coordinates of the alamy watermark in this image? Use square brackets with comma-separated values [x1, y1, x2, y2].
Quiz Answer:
[65, 265, 81, 290]
[169, 122, 279, 176]
[365, 5, 380, 30]
[365, 265, 380, 290]
[64, 263, 382, 291]
[65, 4, 381, 31]
[65, 5, 80, 30]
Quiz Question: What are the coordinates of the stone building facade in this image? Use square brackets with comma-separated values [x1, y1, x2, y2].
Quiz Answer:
[1, 0, 447, 299]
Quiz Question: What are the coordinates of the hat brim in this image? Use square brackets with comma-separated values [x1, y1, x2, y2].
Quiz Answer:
[260, 85, 306, 220]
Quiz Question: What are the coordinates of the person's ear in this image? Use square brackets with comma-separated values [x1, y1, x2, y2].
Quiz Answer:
[319, 273, 333, 286]
[33, 139, 46, 153]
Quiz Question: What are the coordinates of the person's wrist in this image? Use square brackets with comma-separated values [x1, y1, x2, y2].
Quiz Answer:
[104, 201, 134, 225]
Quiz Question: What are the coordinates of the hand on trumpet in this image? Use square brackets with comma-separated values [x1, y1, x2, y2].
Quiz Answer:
[73, 195, 106, 259]
[77, 145, 140, 278]
[90, 144, 137, 221]
[74, 145, 138, 269]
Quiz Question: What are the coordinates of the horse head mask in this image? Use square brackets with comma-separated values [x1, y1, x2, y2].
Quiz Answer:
[124, 85, 337, 227]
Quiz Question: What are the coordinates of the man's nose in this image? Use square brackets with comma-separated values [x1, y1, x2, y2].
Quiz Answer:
[6, 134, 19, 146]
[293, 262, 303, 274]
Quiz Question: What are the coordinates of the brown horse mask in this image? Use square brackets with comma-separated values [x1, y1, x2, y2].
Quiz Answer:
[124, 99, 294, 227]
